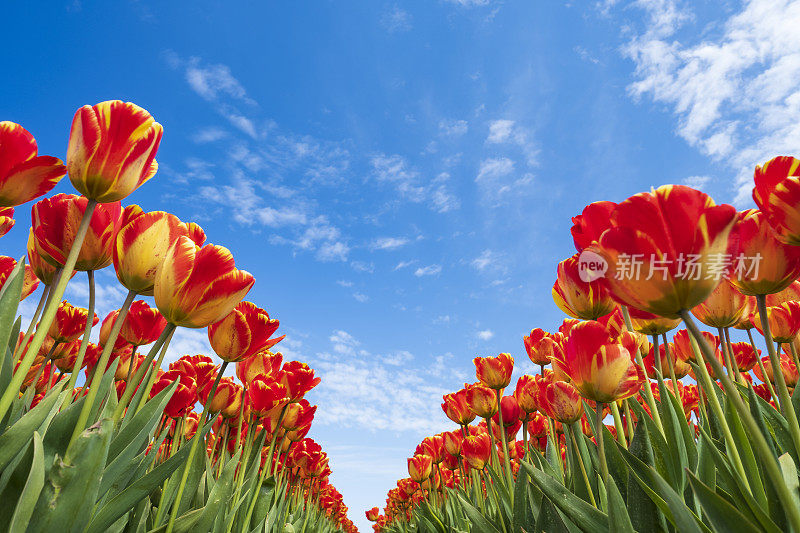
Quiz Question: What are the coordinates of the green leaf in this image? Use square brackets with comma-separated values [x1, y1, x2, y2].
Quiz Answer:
[626, 418, 666, 533]
[455, 494, 502, 533]
[606, 477, 634, 533]
[778, 453, 800, 511]
[0, 385, 64, 470]
[534, 497, 570, 533]
[7, 430, 44, 533]
[512, 463, 534, 533]
[687, 472, 762, 533]
[0, 257, 25, 370]
[27, 416, 114, 533]
[522, 462, 608, 532]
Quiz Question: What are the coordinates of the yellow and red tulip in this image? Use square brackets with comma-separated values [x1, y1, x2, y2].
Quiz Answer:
[48, 300, 98, 343]
[473, 352, 514, 390]
[461, 434, 492, 470]
[592, 185, 737, 318]
[552, 253, 614, 320]
[523, 328, 562, 366]
[0, 121, 66, 207]
[407, 454, 433, 483]
[153, 236, 254, 328]
[0, 207, 14, 237]
[752, 156, 800, 245]
[466, 383, 498, 418]
[31, 194, 122, 271]
[752, 300, 800, 343]
[541, 381, 584, 424]
[113, 206, 205, 295]
[208, 301, 283, 362]
[441, 388, 476, 425]
[66, 100, 162, 203]
[119, 300, 167, 346]
[628, 306, 681, 335]
[280, 361, 321, 402]
[553, 320, 644, 403]
[0, 256, 39, 300]
[236, 350, 283, 387]
[691, 278, 755, 328]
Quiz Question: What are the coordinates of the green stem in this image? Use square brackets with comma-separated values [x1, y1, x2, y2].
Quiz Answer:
[569, 422, 597, 508]
[755, 294, 800, 459]
[681, 308, 800, 533]
[0, 200, 97, 424]
[623, 307, 664, 433]
[13, 282, 50, 364]
[495, 389, 515, 492]
[133, 327, 176, 415]
[63, 270, 95, 406]
[165, 361, 228, 533]
[595, 403, 609, 485]
[661, 334, 681, 395]
[748, 328, 778, 403]
[609, 402, 626, 448]
[724, 328, 744, 383]
[243, 405, 288, 527]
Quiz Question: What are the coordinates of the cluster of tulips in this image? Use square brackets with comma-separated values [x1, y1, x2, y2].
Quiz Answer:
[369, 158, 800, 532]
[0, 105, 357, 532]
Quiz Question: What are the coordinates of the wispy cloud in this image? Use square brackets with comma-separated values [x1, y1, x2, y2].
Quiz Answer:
[370, 153, 460, 213]
[353, 292, 369, 303]
[394, 260, 417, 271]
[477, 329, 494, 340]
[414, 264, 442, 277]
[381, 5, 412, 33]
[439, 119, 469, 137]
[371, 236, 411, 251]
[619, 0, 800, 204]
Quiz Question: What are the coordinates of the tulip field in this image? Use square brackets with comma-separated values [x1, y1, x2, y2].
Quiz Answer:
[363, 161, 800, 532]
[5, 101, 800, 533]
[0, 106, 356, 532]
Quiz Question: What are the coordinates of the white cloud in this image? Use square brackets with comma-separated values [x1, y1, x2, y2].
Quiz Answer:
[439, 119, 469, 137]
[371, 237, 410, 250]
[477, 157, 515, 181]
[337, 280, 354, 288]
[381, 5, 412, 33]
[352, 292, 369, 303]
[683, 175, 712, 189]
[192, 127, 228, 143]
[471, 249, 506, 273]
[414, 264, 442, 277]
[621, 0, 800, 204]
[370, 153, 460, 213]
[330, 330, 360, 356]
[477, 329, 494, 340]
[394, 260, 417, 271]
[487, 119, 515, 143]
[444, 0, 492, 6]
[183, 57, 255, 104]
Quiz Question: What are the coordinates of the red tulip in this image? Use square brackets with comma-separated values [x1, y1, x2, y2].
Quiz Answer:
[32, 194, 122, 271]
[48, 301, 98, 343]
[441, 388, 476, 425]
[473, 353, 514, 390]
[248, 374, 288, 417]
[0, 121, 65, 207]
[570, 201, 616, 251]
[0, 256, 39, 300]
[593, 185, 737, 318]
[552, 253, 614, 320]
[752, 156, 800, 245]
[461, 434, 492, 470]
[0, 207, 14, 237]
[150, 370, 197, 418]
[208, 301, 283, 362]
[119, 300, 167, 346]
[280, 361, 321, 402]
[67, 100, 162, 202]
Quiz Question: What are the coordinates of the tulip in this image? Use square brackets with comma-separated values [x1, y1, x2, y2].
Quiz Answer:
[492, 395, 521, 428]
[366, 508, 380, 522]
[97, 309, 131, 351]
[552, 253, 614, 320]
[462, 434, 492, 470]
[570, 200, 616, 251]
[154, 236, 255, 328]
[119, 300, 167, 346]
[730, 342, 759, 372]
[236, 350, 283, 386]
[628, 306, 680, 335]
[473, 353, 514, 390]
[644, 342, 690, 379]
[752, 156, 800, 245]
[32, 194, 122, 271]
[441, 388, 476, 425]
[753, 301, 800, 344]
[541, 381, 584, 424]
[553, 320, 644, 403]
[248, 374, 288, 417]
[0, 256, 39, 301]
[199, 377, 242, 417]
[524, 328, 562, 367]
[407, 454, 432, 483]
[26, 229, 62, 286]
[527, 413, 549, 438]
[0, 207, 14, 237]
[48, 301, 98, 344]
[671, 329, 717, 363]
[514, 375, 540, 415]
[728, 209, 800, 296]
[149, 370, 197, 418]
[443, 430, 463, 456]
[0, 121, 66, 206]
[208, 301, 283, 362]
[767, 281, 800, 307]
[466, 383, 498, 418]
[66, 100, 162, 202]
[280, 361, 321, 402]
[114, 206, 205, 295]
[282, 399, 316, 431]
[692, 279, 755, 328]
[754, 354, 799, 388]
[593, 185, 737, 318]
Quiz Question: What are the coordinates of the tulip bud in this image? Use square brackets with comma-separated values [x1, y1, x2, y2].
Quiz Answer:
[473, 353, 514, 390]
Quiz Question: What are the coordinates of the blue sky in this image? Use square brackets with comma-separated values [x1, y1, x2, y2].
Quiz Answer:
[3, 0, 800, 529]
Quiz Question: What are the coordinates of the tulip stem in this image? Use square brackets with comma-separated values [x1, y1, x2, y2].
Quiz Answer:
[242, 405, 287, 530]
[63, 270, 95, 407]
[788, 341, 800, 380]
[681, 308, 800, 533]
[595, 403, 609, 486]
[661, 334, 681, 395]
[755, 294, 800, 459]
[133, 327, 175, 415]
[165, 361, 227, 533]
[495, 389, 515, 493]
[13, 282, 51, 364]
[748, 328, 778, 403]
[718, 327, 736, 382]
[623, 307, 663, 433]
[723, 328, 744, 384]
[0, 200, 97, 425]
[609, 402, 626, 448]
[569, 422, 597, 508]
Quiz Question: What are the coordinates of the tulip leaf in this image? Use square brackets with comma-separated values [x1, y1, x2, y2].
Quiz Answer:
[85, 418, 214, 533]
[606, 475, 634, 533]
[0, 316, 21, 393]
[0, 257, 24, 383]
[0, 385, 64, 471]
[723, 394, 768, 509]
[456, 494, 502, 533]
[512, 462, 535, 533]
[616, 440, 708, 533]
[27, 416, 113, 533]
[522, 461, 608, 532]
[7, 430, 44, 533]
[778, 452, 800, 511]
[534, 496, 570, 533]
[687, 472, 762, 533]
[626, 416, 667, 533]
